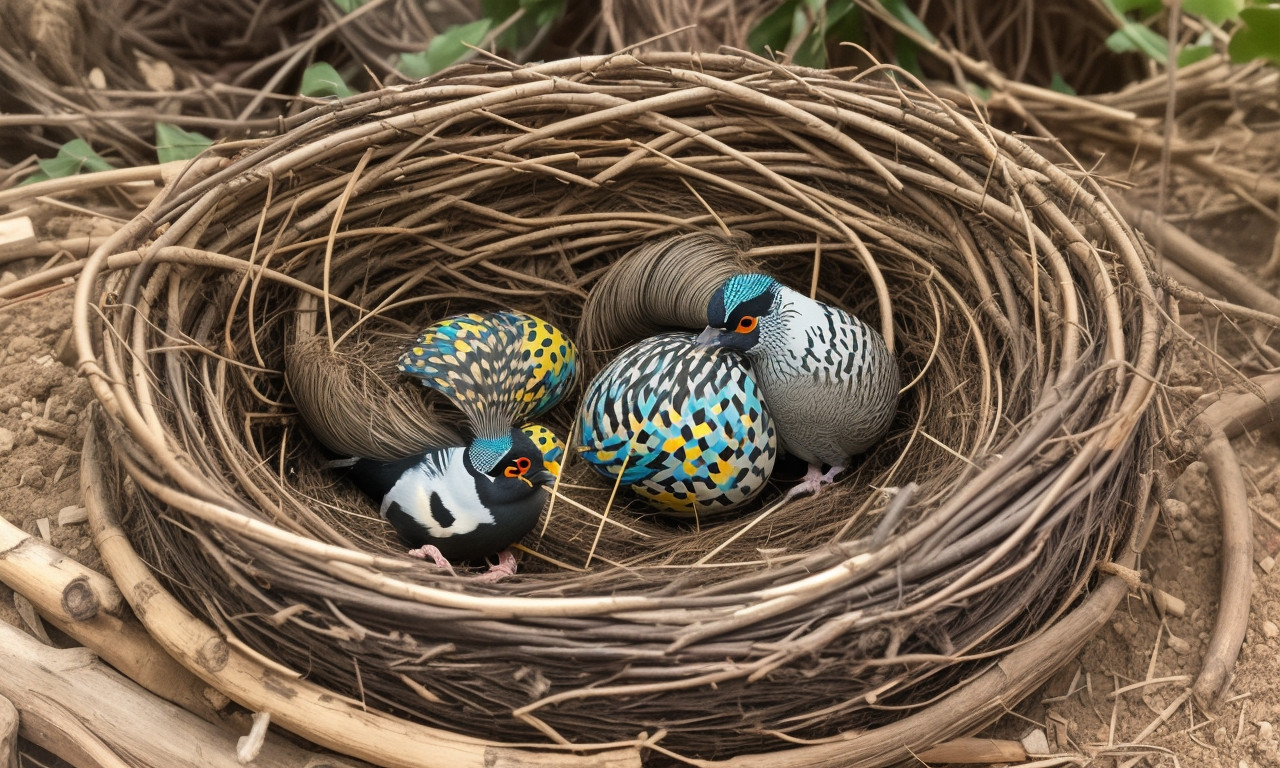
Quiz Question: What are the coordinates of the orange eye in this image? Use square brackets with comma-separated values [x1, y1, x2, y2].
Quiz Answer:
[735, 316, 758, 333]
[516, 457, 531, 472]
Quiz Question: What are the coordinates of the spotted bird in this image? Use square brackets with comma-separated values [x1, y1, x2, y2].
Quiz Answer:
[578, 332, 777, 517]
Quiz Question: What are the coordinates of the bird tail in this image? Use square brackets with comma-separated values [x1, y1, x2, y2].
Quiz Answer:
[397, 312, 538, 443]
[580, 231, 756, 359]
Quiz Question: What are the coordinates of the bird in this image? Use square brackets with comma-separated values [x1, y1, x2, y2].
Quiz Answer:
[333, 424, 559, 581]
[697, 273, 899, 498]
[578, 332, 777, 517]
[331, 310, 577, 580]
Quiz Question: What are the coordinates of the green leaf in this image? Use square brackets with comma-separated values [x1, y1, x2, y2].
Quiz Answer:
[1105, 21, 1168, 62]
[1049, 71, 1077, 95]
[1182, 0, 1242, 23]
[747, 0, 799, 55]
[1177, 44, 1215, 66]
[1103, 0, 1162, 17]
[300, 62, 356, 99]
[826, 0, 865, 48]
[790, 0, 828, 67]
[154, 123, 214, 164]
[21, 139, 113, 185]
[893, 33, 925, 78]
[523, 0, 564, 26]
[398, 18, 492, 80]
[879, 0, 936, 43]
[1228, 6, 1280, 64]
[331, 0, 365, 11]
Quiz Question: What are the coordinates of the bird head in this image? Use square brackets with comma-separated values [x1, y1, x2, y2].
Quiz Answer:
[697, 273, 780, 353]
[465, 428, 557, 492]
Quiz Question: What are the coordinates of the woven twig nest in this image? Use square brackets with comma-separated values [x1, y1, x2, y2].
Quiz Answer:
[73, 52, 1169, 764]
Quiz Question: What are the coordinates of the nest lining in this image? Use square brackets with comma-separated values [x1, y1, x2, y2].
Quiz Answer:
[75, 53, 1169, 760]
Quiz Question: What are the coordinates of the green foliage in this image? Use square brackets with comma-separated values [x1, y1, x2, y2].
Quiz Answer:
[1105, 21, 1168, 62]
[1229, 5, 1280, 64]
[1183, 0, 1243, 25]
[21, 139, 114, 185]
[747, 0, 891, 69]
[480, 0, 565, 51]
[1049, 72, 1077, 95]
[878, 0, 936, 43]
[398, 18, 492, 80]
[154, 123, 214, 164]
[300, 62, 356, 99]
[331, 0, 365, 11]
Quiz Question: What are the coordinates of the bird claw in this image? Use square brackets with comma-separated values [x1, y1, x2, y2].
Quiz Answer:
[407, 546, 517, 582]
[784, 464, 845, 500]
[407, 544, 457, 576]
[471, 549, 518, 583]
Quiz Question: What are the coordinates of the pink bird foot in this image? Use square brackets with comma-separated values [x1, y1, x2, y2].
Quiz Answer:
[784, 464, 845, 500]
[471, 549, 518, 583]
[406, 544, 457, 576]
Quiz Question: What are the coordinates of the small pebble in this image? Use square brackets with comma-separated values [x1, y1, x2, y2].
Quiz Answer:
[19, 466, 46, 490]
[1164, 498, 1189, 520]
[1020, 727, 1049, 756]
[1167, 634, 1192, 654]
[1263, 621, 1279, 639]
[57, 505, 88, 526]
[1261, 556, 1276, 574]
[1260, 721, 1274, 741]
[0, 426, 13, 453]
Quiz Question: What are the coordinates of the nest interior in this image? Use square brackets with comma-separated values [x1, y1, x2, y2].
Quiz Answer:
[78, 53, 1169, 760]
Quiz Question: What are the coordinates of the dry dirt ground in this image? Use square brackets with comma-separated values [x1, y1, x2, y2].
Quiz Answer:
[0, 204, 1277, 768]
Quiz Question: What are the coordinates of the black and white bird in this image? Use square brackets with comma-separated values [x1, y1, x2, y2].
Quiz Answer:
[336, 425, 557, 580]
[697, 273, 899, 498]
[327, 311, 577, 581]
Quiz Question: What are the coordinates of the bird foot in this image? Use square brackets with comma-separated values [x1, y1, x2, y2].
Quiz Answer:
[471, 549, 518, 583]
[784, 464, 845, 500]
[406, 544, 457, 576]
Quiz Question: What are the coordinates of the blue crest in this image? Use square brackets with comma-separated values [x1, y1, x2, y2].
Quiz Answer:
[468, 434, 512, 474]
[720, 273, 777, 316]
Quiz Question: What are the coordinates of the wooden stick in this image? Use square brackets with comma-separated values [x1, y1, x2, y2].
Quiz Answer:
[1192, 431, 1252, 711]
[1113, 197, 1280, 321]
[0, 693, 16, 768]
[0, 514, 228, 724]
[0, 619, 359, 768]
[913, 737, 1026, 764]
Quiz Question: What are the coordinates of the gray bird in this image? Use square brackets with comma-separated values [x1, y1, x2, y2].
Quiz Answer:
[697, 273, 899, 497]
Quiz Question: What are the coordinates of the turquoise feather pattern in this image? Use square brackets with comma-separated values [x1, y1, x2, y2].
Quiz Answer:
[397, 311, 578, 441]
[578, 333, 777, 516]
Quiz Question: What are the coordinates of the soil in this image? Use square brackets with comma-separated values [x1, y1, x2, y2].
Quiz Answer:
[0, 203, 1278, 768]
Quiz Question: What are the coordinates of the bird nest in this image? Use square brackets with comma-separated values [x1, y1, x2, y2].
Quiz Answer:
[74, 52, 1172, 765]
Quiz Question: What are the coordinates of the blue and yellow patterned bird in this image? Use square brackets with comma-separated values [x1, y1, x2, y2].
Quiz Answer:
[697, 274, 899, 498]
[578, 332, 777, 517]
[338, 311, 577, 580]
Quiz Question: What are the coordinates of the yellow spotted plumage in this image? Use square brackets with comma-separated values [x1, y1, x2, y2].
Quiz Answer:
[397, 311, 578, 443]
[520, 423, 564, 478]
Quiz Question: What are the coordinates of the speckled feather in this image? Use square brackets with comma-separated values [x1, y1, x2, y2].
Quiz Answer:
[397, 311, 578, 442]
[715, 276, 899, 465]
[578, 333, 777, 516]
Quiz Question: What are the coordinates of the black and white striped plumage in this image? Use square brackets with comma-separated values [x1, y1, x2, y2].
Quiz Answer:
[698, 273, 899, 494]
[342, 427, 555, 563]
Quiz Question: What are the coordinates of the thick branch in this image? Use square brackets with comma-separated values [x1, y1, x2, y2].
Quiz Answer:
[0, 620, 362, 768]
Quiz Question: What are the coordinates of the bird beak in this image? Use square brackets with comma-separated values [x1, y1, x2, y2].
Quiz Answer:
[531, 469, 557, 488]
[696, 326, 727, 347]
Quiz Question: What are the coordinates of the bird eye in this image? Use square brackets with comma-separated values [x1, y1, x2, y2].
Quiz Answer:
[516, 457, 531, 472]
[736, 316, 758, 333]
